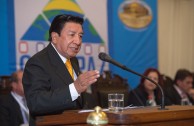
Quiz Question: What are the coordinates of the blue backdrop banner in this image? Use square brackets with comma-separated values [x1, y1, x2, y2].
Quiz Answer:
[0, 0, 16, 75]
[1, 0, 109, 76]
[1, 0, 158, 89]
[108, 0, 158, 88]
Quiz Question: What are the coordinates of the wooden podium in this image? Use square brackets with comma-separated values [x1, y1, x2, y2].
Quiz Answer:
[36, 105, 194, 126]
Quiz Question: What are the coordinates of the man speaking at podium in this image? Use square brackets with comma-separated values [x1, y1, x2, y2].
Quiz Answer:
[22, 14, 100, 126]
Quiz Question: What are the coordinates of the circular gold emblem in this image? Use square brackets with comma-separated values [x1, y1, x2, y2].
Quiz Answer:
[118, 0, 152, 29]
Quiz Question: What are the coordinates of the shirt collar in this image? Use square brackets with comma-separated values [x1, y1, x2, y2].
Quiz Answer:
[51, 43, 67, 64]
[174, 84, 185, 97]
[11, 91, 23, 101]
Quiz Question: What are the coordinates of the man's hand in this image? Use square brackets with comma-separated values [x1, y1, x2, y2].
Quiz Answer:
[188, 89, 194, 100]
[74, 70, 100, 94]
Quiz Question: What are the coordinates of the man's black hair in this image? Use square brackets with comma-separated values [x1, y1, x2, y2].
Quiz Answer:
[48, 14, 84, 42]
[174, 69, 192, 84]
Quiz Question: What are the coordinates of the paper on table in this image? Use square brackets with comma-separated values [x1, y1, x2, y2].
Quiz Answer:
[124, 105, 145, 109]
[78, 108, 109, 113]
[78, 105, 144, 113]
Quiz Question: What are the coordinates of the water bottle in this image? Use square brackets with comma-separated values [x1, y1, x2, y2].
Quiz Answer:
[146, 95, 153, 106]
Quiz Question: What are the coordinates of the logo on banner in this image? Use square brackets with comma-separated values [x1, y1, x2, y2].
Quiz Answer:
[118, 0, 152, 30]
[17, 0, 107, 72]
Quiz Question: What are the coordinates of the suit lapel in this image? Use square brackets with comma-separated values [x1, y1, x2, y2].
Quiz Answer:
[70, 57, 81, 77]
[47, 43, 73, 84]
[171, 87, 182, 104]
[70, 58, 83, 108]
[10, 94, 24, 123]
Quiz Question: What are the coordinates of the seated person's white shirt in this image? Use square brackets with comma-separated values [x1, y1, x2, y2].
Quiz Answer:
[174, 84, 192, 105]
[11, 92, 29, 124]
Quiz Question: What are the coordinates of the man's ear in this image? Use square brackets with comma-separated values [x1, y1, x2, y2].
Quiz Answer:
[51, 32, 59, 44]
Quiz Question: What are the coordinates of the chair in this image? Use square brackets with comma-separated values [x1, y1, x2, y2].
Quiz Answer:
[91, 71, 130, 108]
[161, 74, 173, 89]
[0, 76, 12, 94]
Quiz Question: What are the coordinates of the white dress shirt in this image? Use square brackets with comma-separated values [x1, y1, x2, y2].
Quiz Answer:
[174, 85, 192, 105]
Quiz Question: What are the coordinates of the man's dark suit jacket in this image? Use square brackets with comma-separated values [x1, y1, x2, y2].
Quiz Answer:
[23, 43, 85, 126]
[0, 93, 24, 126]
[164, 84, 194, 105]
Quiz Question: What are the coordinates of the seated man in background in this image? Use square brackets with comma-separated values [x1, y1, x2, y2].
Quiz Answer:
[187, 72, 194, 100]
[164, 69, 194, 105]
[0, 70, 29, 126]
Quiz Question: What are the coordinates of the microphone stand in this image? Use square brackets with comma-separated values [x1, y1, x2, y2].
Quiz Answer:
[98, 52, 167, 110]
[120, 65, 167, 110]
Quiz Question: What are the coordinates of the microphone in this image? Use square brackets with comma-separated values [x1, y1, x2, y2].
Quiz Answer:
[98, 52, 167, 110]
[98, 52, 126, 69]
